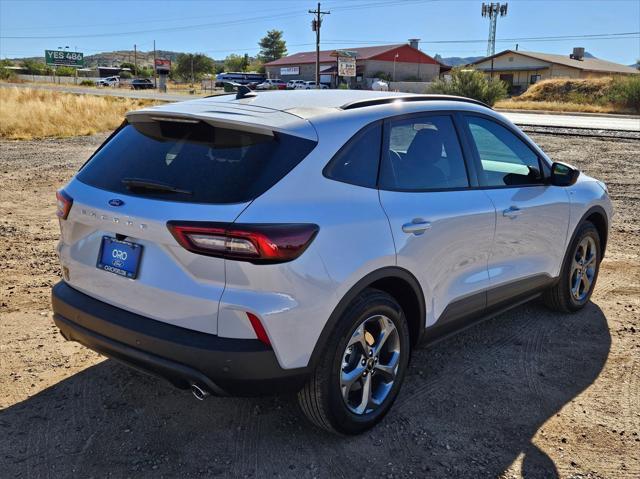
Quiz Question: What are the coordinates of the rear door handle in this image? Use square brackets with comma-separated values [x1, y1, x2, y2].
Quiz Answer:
[503, 206, 522, 218]
[402, 220, 432, 235]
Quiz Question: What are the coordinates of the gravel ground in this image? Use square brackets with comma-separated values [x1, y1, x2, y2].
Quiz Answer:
[0, 132, 638, 478]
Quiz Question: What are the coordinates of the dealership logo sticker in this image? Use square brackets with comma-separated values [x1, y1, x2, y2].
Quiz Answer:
[108, 199, 125, 207]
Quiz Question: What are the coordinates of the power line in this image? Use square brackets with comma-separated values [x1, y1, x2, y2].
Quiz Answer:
[0, 0, 436, 39]
[321, 32, 640, 45]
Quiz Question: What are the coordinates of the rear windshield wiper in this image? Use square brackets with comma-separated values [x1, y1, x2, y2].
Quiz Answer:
[122, 178, 193, 195]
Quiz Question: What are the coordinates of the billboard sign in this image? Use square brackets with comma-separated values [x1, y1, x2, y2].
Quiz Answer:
[338, 58, 356, 77]
[280, 66, 300, 76]
[155, 58, 171, 73]
[45, 50, 84, 67]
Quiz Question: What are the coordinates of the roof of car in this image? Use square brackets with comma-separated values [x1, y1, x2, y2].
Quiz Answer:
[127, 90, 493, 140]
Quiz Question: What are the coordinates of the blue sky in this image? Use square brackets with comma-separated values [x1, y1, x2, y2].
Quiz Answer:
[1, 0, 638, 64]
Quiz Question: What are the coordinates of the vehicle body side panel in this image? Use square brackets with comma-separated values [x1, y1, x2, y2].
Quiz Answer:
[219, 127, 397, 369]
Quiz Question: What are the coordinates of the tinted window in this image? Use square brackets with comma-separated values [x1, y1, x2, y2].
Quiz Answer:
[77, 122, 316, 204]
[466, 116, 543, 187]
[323, 122, 382, 188]
[380, 115, 469, 190]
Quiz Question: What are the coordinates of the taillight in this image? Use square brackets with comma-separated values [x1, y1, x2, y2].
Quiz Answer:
[167, 222, 319, 264]
[56, 190, 73, 220]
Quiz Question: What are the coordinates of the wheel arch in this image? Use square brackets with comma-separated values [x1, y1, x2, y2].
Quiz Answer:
[308, 267, 426, 369]
[561, 205, 609, 272]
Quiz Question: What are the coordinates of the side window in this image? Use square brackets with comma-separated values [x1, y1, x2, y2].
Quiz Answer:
[323, 122, 382, 188]
[379, 115, 469, 191]
[465, 116, 543, 187]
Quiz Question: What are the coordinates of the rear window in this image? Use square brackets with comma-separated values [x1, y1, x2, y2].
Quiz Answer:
[77, 121, 316, 204]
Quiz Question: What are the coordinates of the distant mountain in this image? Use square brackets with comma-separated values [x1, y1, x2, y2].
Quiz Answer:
[631, 62, 639, 69]
[83, 50, 182, 67]
[439, 56, 484, 66]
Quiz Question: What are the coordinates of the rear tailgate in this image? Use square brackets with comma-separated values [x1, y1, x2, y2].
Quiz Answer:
[59, 182, 247, 335]
[58, 106, 317, 335]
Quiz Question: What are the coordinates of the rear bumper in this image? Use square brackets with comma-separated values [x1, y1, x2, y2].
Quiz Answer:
[51, 281, 308, 396]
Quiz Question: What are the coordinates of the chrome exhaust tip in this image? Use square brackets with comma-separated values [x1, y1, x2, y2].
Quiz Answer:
[191, 383, 210, 401]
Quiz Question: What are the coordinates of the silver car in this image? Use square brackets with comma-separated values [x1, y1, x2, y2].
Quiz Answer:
[52, 90, 612, 434]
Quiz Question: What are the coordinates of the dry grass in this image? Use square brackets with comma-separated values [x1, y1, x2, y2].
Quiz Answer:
[495, 99, 621, 113]
[497, 77, 640, 114]
[0, 87, 159, 140]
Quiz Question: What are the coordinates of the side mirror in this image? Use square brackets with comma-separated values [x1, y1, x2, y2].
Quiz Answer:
[549, 162, 580, 187]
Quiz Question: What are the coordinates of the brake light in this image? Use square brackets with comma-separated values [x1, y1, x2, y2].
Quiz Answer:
[56, 190, 73, 220]
[246, 312, 271, 346]
[167, 222, 319, 264]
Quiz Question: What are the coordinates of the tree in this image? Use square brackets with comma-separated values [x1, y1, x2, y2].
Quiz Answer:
[427, 67, 507, 106]
[22, 59, 46, 75]
[55, 66, 76, 77]
[174, 53, 215, 82]
[258, 30, 287, 63]
[224, 54, 245, 72]
[119, 62, 138, 75]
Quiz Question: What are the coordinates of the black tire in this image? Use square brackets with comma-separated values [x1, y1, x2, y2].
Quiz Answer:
[297, 288, 411, 435]
[543, 221, 601, 313]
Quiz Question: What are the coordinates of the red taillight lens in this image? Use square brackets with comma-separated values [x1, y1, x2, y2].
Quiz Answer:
[56, 190, 73, 220]
[246, 312, 271, 346]
[167, 222, 319, 264]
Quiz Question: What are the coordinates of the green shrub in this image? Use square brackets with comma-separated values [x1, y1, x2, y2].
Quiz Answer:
[55, 66, 76, 77]
[427, 68, 507, 106]
[609, 75, 640, 113]
[119, 70, 132, 79]
[338, 83, 349, 89]
[79, 79, 95, 86]
[0, 66, 16, 81]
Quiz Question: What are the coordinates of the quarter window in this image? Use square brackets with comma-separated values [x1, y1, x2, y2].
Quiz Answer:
[465, 116, 543, 187]
[323, 122, 382, 188]
[379, 115, 469, 190]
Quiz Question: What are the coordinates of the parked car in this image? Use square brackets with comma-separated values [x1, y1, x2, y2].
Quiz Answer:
[52, 90, 612, 435]
[95, 76, 119, 87]
[295, 81, 329, 89]
[130, 78, 154, 90]
[286, 80, 306, 89]
[256, 78, 287, 90]
[216, 72, 266, 88]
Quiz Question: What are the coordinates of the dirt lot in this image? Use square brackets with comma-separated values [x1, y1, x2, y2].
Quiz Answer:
[0, 132, 638, 478]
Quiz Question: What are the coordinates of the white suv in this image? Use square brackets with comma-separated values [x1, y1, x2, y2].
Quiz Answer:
[52, 90, 612, 434]
[95, 75, 119, 87]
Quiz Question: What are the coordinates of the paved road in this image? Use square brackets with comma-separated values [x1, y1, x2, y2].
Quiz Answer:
[3, 82, 639, 131]
[502, 111, 640, 132]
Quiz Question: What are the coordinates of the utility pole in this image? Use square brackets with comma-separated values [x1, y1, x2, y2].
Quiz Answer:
[153, 40, 157, 88]
[481, 3, 508, 57]
[190, 54, 194, 86]
[134, 43, 138, 77]
[309, 2, 330, 87]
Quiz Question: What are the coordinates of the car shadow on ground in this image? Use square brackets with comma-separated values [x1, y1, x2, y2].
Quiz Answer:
[1, 300, 610, 478]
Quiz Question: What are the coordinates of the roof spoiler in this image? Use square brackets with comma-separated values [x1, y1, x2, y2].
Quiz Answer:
[126, 111, 278, 138]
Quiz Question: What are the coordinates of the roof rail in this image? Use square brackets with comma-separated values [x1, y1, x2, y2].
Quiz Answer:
[340, 94, 491, 111]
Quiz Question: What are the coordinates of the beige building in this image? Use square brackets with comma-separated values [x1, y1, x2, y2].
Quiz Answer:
[470, 49, 639, 93]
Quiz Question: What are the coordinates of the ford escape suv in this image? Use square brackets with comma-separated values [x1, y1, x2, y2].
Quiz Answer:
[52, 90, 612, 434]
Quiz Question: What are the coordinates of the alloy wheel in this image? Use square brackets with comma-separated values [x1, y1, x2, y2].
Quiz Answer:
[339, 314, 401, 415]
[570, 236, 597, 302]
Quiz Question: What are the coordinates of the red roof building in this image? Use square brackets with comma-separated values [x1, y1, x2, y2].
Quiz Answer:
[264, 43, 442, 87]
